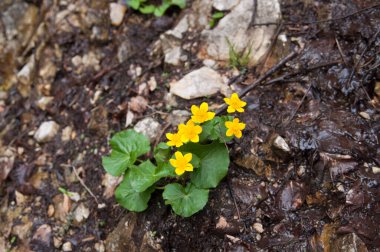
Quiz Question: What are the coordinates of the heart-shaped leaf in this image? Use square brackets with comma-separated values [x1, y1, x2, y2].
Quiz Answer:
[163, 183, 209, 217]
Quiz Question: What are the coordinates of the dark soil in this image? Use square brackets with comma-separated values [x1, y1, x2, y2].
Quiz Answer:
[1, 0, 380, 251]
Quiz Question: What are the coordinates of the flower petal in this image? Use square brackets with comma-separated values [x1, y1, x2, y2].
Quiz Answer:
[207, 112, 215, 120]
[191, 135, 199, 143]
[175, 168, 185, 175]
[226, 129, 233, 137]
[228, 106, 236, 113]
[235, 130, 242, 138]
[225, 121, 232, 128]
[237, 107, 244, 113]
[238, 123, 246, 130]
[174, 151, 183, 160]
[200, 102, 208, 112]
[184, 153, 192, 162]
[191, 105, 198, 115]
[185, 163, 193, 171]
[169, 159, 177, 167]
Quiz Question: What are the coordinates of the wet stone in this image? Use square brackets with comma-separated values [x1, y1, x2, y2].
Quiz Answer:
[234, 154, 266, 176]
[276, 181, 305, 211]
[331, 233, 367, 252]
[231, 178, 267, 206]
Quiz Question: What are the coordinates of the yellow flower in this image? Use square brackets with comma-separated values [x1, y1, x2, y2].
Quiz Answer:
[225, 118, 246, 138]
[224, 93, 247, 113]
[191, 102, 215, 123]
[169, 151, 193, 175]
[178, 120, 202, 143]
[166, 132, 184, 147]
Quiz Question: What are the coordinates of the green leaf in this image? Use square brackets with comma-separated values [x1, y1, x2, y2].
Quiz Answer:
[199, 116, 233, 143]
[181, 142, 230, 189]
[171, 0, 186, 9]
[217, 116, 234, 143]
[102, 130, 150, 176]
[127, 0, 140, 9]
[154, 142, 171, 165]
[163, 183, 209, 217]
[115, 177, 154, 212]
[102, 151, 131, 176]
[139, 5, 155, 14]
[154, 2, 171, 16]
[212, 12, 224, 19]
[155, 162, 177, 178]
[127, 161, 160, 192]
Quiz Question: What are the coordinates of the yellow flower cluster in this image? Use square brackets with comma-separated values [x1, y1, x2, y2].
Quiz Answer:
[167, 93, 246, 176]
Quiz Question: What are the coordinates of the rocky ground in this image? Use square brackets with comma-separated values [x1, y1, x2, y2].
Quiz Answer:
[1, 0, 380, 251]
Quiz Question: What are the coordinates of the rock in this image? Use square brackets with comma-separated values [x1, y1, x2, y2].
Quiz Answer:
[215, 216, 241, 235]
[375, 81, 380, 98]
[95, 242, 106, 252]
[47, 204, 55, 217]
[52, 194, 71, 222]
[203, 59, 217, 69]
[61, 126, 73, 142]
[276, 181, 305, 211]
[134, 117, 161, 142]
[32, 224, 52, 246]
[105, 213, 162, 251]
[168, 110, 191, 126]
[73, 203, 90, 224]
[0, 91, 8, 100]
[53, 237, 62, 248]
[15, 191, 27, 205]
[36, 96, 54, 111]
[147, 76, 157, 91]
[372, 166, 380, 174]
[160, 15, 189, 65]
[213, 0, 240, 11]
[109, 3, 127, 26]
[88, 106, 108, 136]
[0, 147, 15, 185]
[201, 0, 281, 66]
[231, 178, 267, 206]
[34, 121, 60, 143]
[170, 67, 226, 99]
[253, 223, 264, 233]
[129, 96, 148, 113]
[272, 135, 291, 153]
[234, 154, 266, 176]
[102, 173, 123, 199]
[62, 241, 73, 251]
[17, 55, 36, 97]
[359, 111, 370, 120]
[331, 233, 367, 252]
[125, 109, 135, 128]
[117, 40, 133, 63]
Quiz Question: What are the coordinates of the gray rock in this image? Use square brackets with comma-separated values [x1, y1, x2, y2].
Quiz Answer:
[170, 66, 225, 99]
[36, 96, 54, 111]
[213, 0, 240, 11]
[169, 110, 191, 126]
[117, 40, 133, 63]
[34, 121, 60, 143]
[62, 241, 73, 251]
[201, 0, 281, 66]
[134, 117, 161, 142]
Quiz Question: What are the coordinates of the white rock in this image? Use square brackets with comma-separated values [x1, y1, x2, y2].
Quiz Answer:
[62, 241, 73, 251]
[273, 135, 290, 153]
[213, 0, 240, 11]
[17, 55, 36, 97]
[36, 96, 54, 111]
[203, 59, 217, 69]
[147, 76, 157, 91]
[73, 203, 90, 224]
[133, 117, 161, 142]
[359, 111, 370, 120]
[372, 166, 380, 174]
[201, 0, 281, 66]
[109, 3, 127, 26]
[170, 66, 225, 99]
[253, 223, 264, 233]
[117, 40, 132, 63]
[34, 121, 60, 143]
[61, 126, 73, 142]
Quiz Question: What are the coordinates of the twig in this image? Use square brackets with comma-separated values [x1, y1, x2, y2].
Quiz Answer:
[251, 3, 380, 26]
[216, 50, 299, 115]
[335, 37, 348, 66]
[226, 178, 241, 220]
[68, 165, 100, 205]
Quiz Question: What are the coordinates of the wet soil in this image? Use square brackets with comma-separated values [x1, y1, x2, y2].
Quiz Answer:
[1, 0, 380, 251]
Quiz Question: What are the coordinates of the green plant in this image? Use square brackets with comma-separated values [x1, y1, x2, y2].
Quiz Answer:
[209, 11, 224, 28]
[125, 0, 186, 17]
[226, 38, 252, 70]
[102, 94, 247, 217]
